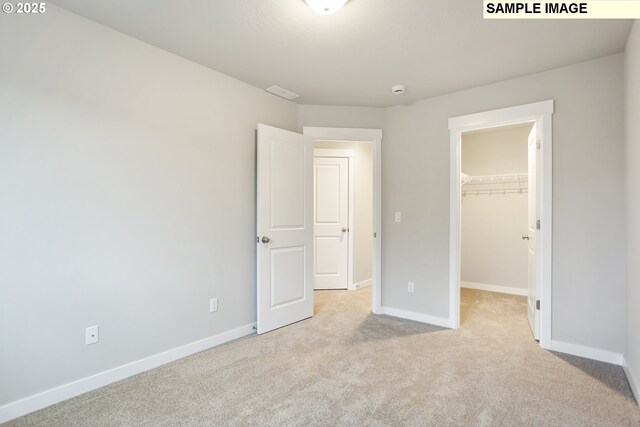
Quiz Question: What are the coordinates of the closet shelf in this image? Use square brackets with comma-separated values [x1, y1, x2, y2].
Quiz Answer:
[462, 188, 528, 196]
[461, 172, 528, 197]
[461, 172, 528, 185]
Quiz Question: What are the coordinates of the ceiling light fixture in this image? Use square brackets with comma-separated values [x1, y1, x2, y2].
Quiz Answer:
[305, 0, 349, 15]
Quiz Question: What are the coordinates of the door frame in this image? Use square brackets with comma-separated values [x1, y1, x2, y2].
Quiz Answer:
[448, 100, 553, 349]
[314, 148, 356, 290]
[303, 127, 383, 314]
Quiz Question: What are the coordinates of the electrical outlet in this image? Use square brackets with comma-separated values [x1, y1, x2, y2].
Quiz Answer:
[395, 212, 402, 223]
[209, 298, 218, 313]
[408, 282, 415, 293]
[85, 325, 99, 345]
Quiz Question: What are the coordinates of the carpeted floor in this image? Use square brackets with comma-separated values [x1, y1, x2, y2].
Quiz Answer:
[7, 287, 640, 426]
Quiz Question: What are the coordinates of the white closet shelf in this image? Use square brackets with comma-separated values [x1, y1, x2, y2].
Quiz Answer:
[462, 188, 528, 196]
[461, 172, 528, 185]
[461, 172, 528, 197]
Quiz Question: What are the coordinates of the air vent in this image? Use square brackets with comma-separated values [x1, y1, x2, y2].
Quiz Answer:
[266, 86, 299, 100]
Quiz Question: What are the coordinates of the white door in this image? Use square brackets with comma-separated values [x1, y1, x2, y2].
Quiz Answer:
[256, 124, 314, 334]
[314, 157, 349, 289]
[527, 124, 540, 340]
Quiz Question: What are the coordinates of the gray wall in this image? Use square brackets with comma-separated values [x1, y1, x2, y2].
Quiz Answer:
[383, 54, 626, 352]
[625, 20, 640, 398]
[0, 6, 298, 405]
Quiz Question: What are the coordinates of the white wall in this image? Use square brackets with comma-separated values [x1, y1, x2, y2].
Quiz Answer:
[624, 20, 640, 401]
[461, 126, 530, 292]
[314, 141, 373, 285]
[383, 54, 626, 353]
[0, 5, 298, 407]
[298, 105, 385, 131]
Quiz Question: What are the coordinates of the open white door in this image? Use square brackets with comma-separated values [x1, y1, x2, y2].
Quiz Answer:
[527, 124, 540, 340]
[256, 124, 314, 334]
[313, 157, 349, 289]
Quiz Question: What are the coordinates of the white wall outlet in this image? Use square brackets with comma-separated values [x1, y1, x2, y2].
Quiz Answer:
[408, 282, 415, 293]
[85, 325, 99, 345]
[209, 297, 218, 313]
[395, 212, 402, 223]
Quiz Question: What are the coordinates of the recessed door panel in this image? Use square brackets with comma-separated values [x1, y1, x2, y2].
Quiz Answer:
[271, 246, 306, 308]
[315, 164, 341, 223]
[271, 140, 306, 230]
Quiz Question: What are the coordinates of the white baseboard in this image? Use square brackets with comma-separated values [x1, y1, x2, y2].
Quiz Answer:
[381, 306, 454, 329]
[550, 340, 623, 365]
[623, 357, 640, 404]
[461, 281, 527, 296]
[353, 279, 372, 289]
[0, 323, 256, 424]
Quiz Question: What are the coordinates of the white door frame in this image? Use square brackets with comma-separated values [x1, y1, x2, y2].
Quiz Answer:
[448, 100, 553, 349]
[303, 127, 383, 314]
[314, 148, 356, 290]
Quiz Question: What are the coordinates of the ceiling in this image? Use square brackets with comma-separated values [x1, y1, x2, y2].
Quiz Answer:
[50, 0, 633, 108]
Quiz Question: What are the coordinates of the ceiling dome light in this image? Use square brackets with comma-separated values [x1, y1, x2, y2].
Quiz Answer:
[305, 0, 349, 15]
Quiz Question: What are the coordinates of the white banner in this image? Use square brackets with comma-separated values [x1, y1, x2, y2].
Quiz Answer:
[483, 1, 640, 19]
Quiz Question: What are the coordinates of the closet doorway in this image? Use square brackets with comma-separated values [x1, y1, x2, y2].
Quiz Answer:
[460, 123, 535, 334]
[448, 100, 554, 349]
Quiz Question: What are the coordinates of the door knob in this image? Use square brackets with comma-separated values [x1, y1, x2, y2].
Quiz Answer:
[521, 234, 529, 240]
[261, 236, 271, 243]
[342, 228, 347, 232]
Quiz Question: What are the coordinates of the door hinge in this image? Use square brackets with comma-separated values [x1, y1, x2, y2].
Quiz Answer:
[536, 220, 540, 230]
[536, 140, 541, 150]
[536, 300, 540, 310]
[256, 236, 259, 243]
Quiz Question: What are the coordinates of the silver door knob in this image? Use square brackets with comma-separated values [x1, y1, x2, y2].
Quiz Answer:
[261, 236, 271, 243]
[342, 228, 347, 232]
[521, 234, 529, 240]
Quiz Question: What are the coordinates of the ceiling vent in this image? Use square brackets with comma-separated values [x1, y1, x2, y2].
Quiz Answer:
[266, 86, 299, 100]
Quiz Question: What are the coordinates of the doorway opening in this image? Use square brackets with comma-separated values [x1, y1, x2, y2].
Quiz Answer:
[303, 127, 382, 315]
[460, 122, 534, 336]
[449, 100, 554, 349]
[255, 125, 381, 335]
[312, 142, 374, 296]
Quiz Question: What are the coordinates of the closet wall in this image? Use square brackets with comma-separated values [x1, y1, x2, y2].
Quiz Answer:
[461, 124, 532, 294]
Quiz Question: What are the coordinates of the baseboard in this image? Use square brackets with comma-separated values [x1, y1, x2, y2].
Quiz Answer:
[0, 323, 256, 424]
[549, 340, 623, 365]
[623, 357, 640, 405]
[461, 281, 527, 296]
[381, 306, 454, 329]
[353, 279, 372, 289]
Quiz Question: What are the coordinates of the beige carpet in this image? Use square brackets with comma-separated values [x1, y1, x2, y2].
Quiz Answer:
[7, 288, 640, 426]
